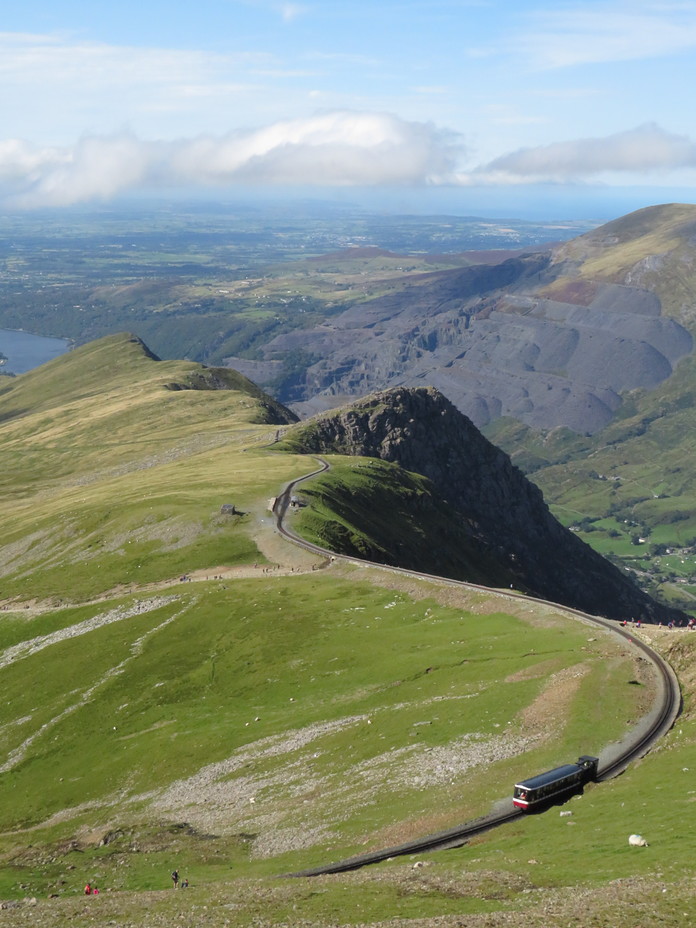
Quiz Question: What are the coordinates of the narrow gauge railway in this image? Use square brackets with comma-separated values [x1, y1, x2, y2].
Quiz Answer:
[273, 458, 682, 877]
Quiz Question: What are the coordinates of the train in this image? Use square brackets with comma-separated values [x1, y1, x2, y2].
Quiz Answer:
[513, 755, 599, 810]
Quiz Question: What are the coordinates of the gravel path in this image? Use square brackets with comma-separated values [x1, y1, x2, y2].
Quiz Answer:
[0, 597, 185, 774]
[0, 596, 178, 669]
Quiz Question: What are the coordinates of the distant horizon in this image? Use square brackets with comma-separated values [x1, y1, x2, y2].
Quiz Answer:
[3, 184, 694, 225]
[9, 188, 696, 225]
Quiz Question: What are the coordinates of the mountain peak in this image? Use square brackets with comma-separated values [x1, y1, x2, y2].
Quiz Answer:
[286, 387, 684, 624]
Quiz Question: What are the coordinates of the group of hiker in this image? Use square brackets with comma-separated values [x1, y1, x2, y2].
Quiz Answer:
[620, 617, 696, 628]
[83, 870, 189, 896]
[171, 870, 189, 889]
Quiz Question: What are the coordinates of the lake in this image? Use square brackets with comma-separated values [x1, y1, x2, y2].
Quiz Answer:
[0, 329, 71, 375]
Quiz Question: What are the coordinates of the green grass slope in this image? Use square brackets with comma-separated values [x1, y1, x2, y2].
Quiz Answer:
[0, 333, 300, 602]
[510, 355, 696, 614]
[0, 575, 642, 894]
[0, 333, 693, 927]
[280, 454, 517, 588]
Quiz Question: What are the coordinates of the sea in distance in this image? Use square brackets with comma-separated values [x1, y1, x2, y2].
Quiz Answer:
[0, 329, 70, 375]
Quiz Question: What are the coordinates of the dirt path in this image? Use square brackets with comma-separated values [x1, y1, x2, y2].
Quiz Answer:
[0, 501, 327, 618]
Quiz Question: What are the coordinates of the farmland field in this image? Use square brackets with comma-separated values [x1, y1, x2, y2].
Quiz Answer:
[0, 202, 596, 370]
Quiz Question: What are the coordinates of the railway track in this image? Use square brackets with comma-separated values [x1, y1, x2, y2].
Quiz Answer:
[273, 457, 682, 877]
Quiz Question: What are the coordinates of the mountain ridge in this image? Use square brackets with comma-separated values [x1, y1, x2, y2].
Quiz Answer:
[0, 333, 693, 923]
[0, 332, 298, 426]
[281, 385, 685, 623]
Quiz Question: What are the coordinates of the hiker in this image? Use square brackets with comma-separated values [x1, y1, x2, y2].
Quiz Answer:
[84, 883, 92, 895]
[181, 878, 189, 889]
[171, 869, 179, 889]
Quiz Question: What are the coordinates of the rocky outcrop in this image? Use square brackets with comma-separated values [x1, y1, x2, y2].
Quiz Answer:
[287, 387, 684, 623]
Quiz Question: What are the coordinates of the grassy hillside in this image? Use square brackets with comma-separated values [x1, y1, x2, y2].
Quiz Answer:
[279, 454, 517, 588]
[0, 573, 642, 892]
[522, 358, 696, 613]
[0, 333, 694, 927]
[548, 203, 696, 325]
[0, 334, 299, 602]
[486, 206, 696, 615]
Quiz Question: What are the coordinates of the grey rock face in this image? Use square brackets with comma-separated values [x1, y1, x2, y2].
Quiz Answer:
[291, 387, 684, 624]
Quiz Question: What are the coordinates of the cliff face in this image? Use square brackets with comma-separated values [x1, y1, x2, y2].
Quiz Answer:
[288, 387, 683, 623]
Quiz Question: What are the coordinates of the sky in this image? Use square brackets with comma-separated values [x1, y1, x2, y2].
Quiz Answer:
[2, 0, 696, 216]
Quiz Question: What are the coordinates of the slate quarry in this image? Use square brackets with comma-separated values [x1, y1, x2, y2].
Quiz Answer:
[229, 210, 694, 435]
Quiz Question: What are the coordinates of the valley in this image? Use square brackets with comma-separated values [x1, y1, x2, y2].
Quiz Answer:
[1, 202, 696, 925]
[0, 336, 693, 926]
[4, 204, 694, 601]
[9, 199, 690, 609]
[0, 202, 586, 372]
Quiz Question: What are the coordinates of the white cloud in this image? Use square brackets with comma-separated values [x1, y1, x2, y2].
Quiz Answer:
[0, 31, 241, 86]
[0, 112, 463, 207]
[518, 2, 696, 69]
[481, 124, 696, 180]
[168, 112, 461, 186]
[0, 31, 275, 142]
[4, 108, 696, 207]
[0, 136, 157, 207]
[276, 3, 309, 22]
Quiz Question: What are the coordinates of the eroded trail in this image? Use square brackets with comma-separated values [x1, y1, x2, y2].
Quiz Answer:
[0, 499, 327, 618]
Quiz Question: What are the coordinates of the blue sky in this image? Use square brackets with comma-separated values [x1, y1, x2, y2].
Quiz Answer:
[2, 0, 696, 215]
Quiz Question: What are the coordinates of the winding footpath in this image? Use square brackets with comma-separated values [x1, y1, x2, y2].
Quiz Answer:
[272, 456, 682, 876]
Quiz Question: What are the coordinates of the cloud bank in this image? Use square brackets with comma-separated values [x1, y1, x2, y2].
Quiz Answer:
[1, 116, 695, 208]
[480, 124, 696, 181]
[0, 112, 460, 207]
